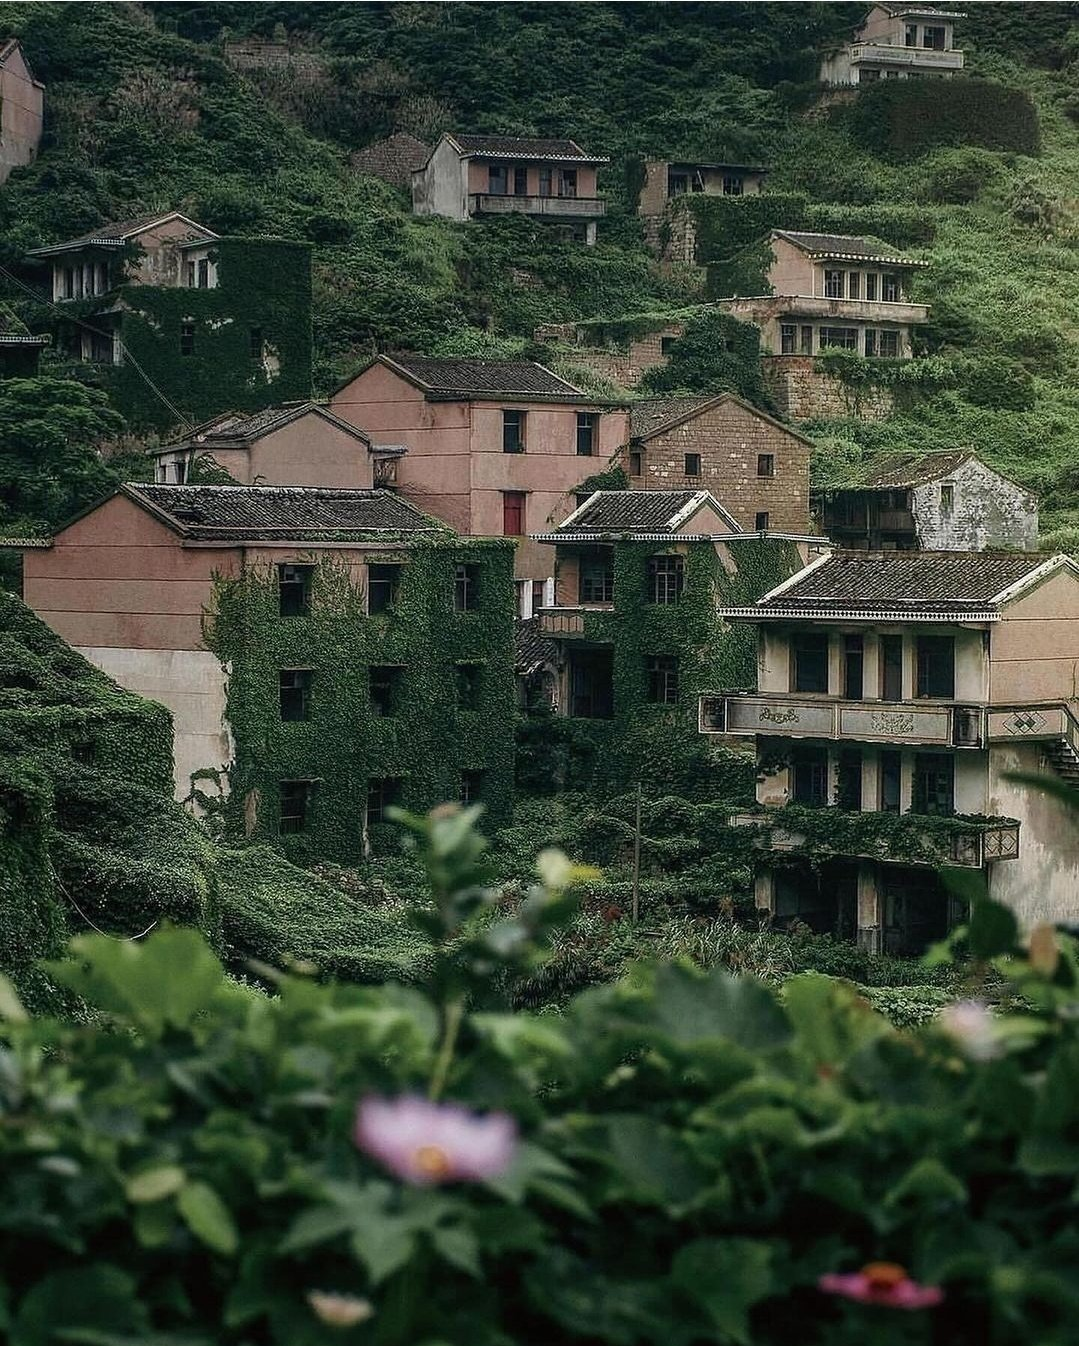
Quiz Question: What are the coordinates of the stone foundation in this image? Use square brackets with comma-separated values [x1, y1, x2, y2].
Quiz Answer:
[763, 356, 894, 422]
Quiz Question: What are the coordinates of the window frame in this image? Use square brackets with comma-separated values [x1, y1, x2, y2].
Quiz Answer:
[502, 409, 526, 454]
[278, 667, 313, 722]
[454, 562, 481, 612]
[791, 632, 829, 695]
[179, 321, 195, 357]
[279, 779, 312, 835]
[369, 664, 403, 717]
[456, 662, 484, 711]
[579, 549, 615, 604]
[755, 511, 769, 531]
[916, 634, 955, 700]
[575, 411, 597, 457]
[684, 452, 701, 478]
[367, 563, 402, 616]
[502, 490, 526, 537]
[757, 452, 775, 478]
[366, 776, 401, 827]
[913, 752, 955, 815]
[277, 563, 313, 618]
[647, 553, 685, 605]
[824, 269, 844, 299]
[646, 654, 680, 705]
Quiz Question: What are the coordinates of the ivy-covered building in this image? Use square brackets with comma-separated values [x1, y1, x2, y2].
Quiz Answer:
[18, 484, 516, 861]
[703, 549, 1079, 952]
[26, 211, 312, 430]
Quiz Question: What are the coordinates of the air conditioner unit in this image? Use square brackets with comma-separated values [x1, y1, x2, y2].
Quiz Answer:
[951, 706, 983, 748]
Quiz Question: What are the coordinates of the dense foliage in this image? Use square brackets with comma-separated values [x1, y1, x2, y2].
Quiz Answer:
[2, 805, 1077, 1345]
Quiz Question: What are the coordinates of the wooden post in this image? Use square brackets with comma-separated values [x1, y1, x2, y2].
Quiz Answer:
[631, 781, 642, 923]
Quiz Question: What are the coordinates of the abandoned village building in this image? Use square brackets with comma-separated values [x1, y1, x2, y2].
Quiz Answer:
[820, 4, 965, 86]
[0, 39, 43, 184]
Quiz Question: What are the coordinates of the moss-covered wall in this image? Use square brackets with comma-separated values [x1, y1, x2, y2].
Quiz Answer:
[205, 538, 517, 863]
[108, 236, 312, 430]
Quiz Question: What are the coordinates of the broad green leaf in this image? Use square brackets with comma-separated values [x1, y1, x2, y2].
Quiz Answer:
[671, 1238, 773, 1344]
[125, 1165, 186, 1204]
[968, 896, 1019, 960]
[783, 972, 887, 1064]
[350, 1215, 415, 1284]
[177, 1181, 238, 1256]
[884, 1158, 967, 1208]
[430, 1224, 481, 1277]
[485, 1141, 578, 1204]
[652, 963, 791, 1051]
[605, 1115, 703, 1208]
[278, 1203, 355, 1254]
[12, 1266, 147, 1346]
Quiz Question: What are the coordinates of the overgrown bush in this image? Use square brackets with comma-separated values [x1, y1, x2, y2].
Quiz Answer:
[844, 79, 1041, 160]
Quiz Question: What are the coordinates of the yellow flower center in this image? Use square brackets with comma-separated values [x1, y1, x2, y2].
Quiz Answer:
[862, 1262, 907, 1290]
[414, 1144, 452, 1178]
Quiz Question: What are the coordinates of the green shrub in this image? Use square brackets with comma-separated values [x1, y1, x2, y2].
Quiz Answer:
[844, 79, 1041, 160]
[962, 354, 1037, 411]
[917, 147, 1006, 204]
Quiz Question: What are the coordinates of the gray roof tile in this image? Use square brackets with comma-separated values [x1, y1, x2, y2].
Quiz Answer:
[384, 354, 587, 400]
[560, 490, 706, 534]
[773, 230, 925, 266]
[450, 134, 606, 162]
[165, 403, 369, 451]
[629, 396, 715, 440]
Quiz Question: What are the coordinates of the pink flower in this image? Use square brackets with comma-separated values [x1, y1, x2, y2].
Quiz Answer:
[820, 1262, 943, 1310]
[354, 1095, 517, 1185]
[938, 999, 1000, 1061]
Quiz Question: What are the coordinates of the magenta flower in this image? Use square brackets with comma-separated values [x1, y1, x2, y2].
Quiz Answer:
[354, 1095, 517, 1185]
[820, 1263, 943, 1310]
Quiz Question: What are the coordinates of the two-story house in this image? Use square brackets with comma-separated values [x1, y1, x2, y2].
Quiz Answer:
[702, 549, 1079, 952]
[16, 484, 515, 854]
[330, 354, 628, 606]
[636, 158, 768, 255]
[821, 5, 965, 85]
[26, 212, 312, 429]
[815, 451, 1038, 552]
[716, 230, 930, 418]
[411, 133, 608, 244]
[625, 393, 814, 534]
[0, 39, 44, 184]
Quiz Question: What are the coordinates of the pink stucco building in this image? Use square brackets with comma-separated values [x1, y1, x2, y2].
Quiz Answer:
[0, 39, 43, 184]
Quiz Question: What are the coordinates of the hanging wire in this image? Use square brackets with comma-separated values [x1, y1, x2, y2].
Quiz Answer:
[50, 863, 159, 942]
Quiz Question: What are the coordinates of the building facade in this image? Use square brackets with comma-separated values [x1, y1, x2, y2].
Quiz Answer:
[17, 484, 515, 856]
[329, 354, 628, 602]
[702, 549, 1079, 950]
[625, 393, 813, 534]
[820, 4, 965, 85]
[411, 133, 607, 244]
[26, 212, 312, 429]
[815, 451, 1039, 552]
[636, 158, 767, 255]
[0, 39, 44, 184]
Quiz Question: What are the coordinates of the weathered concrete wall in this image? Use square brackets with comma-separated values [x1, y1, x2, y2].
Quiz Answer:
[990, 569, 1079, 704]
[989, 742, 1079, 926]
[762, 355, 895, 422]
[0, 43, 43, 184]
[912, 459, 1038, 552]
[411, 137, 468, 221]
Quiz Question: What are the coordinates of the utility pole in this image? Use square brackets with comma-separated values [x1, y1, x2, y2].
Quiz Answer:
[631, 781, 642, 923]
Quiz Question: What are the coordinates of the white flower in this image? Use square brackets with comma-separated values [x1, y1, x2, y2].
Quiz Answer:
[938, 999, 1000, 1061]
[307, 1291, 375, 1328]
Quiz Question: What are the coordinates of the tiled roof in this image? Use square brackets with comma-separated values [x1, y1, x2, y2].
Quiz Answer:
[351, 133, 431, 186]
[382, 354, 587, 400]
[557, 489, 714, 534]
[123, 484, 444, 542]
[161, 403, 369, 452]
[27, 212, 215, 257]
[878, 4, 965, 16]
[630, 396, 715, 440]
[862, 450, 975, 488]
[515, 618, 559, 675]
[773, 230, 926, 267]
[449, 134, 607, 163]
[754, 550, 1058, 616]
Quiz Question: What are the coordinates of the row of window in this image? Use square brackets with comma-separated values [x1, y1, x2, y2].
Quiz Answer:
[277, 562, 483, 617]
[58, 260, 110, 300]
[627, 450, 774, 479]
[184, 258, 214, 288]
[780, 323, 900, 357]
[179, 322, 264, 359]
[822, 270, 903, 302]
[280, 771, 485, 835]
[903, 22, 948, 49]
[568, 650, 680, 717]
[790, 746, 954, 816]
[579, 552, 685, 605]
[791, 632, 956, 700]
[503, 410, 598, 455]
[278, 660, 485, 722]
[487, 164, 579, 198]
[667, 170, 746, 197]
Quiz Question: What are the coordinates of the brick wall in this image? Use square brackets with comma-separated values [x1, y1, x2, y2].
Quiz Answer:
[534, 323, 684, 392]
[632, 398, 812, 533]
[763, 356, 894, 422]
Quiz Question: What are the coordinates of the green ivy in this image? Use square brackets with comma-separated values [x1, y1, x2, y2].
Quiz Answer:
[843, 78, 1042, 161]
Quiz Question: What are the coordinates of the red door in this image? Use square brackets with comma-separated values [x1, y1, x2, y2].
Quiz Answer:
[503, 491, 526, 536]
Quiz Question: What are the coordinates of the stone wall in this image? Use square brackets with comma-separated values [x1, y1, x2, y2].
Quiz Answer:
[912, 459, 1038, 551]
[762, 356, 894, 422]
[534, 323, 684, 391]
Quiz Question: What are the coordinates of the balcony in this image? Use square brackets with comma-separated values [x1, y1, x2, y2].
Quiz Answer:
[469, 193, 606, 220]
[729, 806, 1020, 870]
[851, 42, 964, 72]
[777, 295, 929, 326]
[536, 605, 613, 637]
[703, 694, 984, 747]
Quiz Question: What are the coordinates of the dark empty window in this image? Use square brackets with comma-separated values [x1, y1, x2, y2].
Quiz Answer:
[646, 654, 679, 704]
[905, 22, 918, 44]
[940, 482, 955, 514]
[455, 563, 481, 612]
[722, 174, 744, 196]
[843, 634, 864, 700]
[197, 258, 209, 288]
[513, 164, 528, 195]
[570, 648, 614, 718]
[503, 410, 525, 453]
[180, 321, 195, 356]
[538, 166, 552, 197]
[758, 453, 775, 478]
[278, 563, 313, 617]
[668, 171, 689, 197]
[249, 325, 263, 359]
[279, 780, 312, 834]
[819, 327, 857, 350]
[580, 550, 614, 604]
[661, 336, 677, 355]
[848, 271, 860, 299]
[781, 323, 797, 354]
[881, 634, 903, 701]
[880, 750, 901, 813]
[629, 451, 642, 476]
[648, 554, 685, 605]
[185, 261, 196, 287]
[684, 452, 701, 477]
[368, 564, 401, 615]
[879, 330, 899, 357]
[865, 329, 879, 358]
[460, 769, 485, 804]
[923, 24, 946, 48]
[755, 511, 769, 531]
[576, 412, 597, 456]
[916, 635, 955, 699]
[457, 662, 483, 710]
[559, 168, 578, 198]
[913, 753, 954, 816]
[369, 665, 402, 717]
[488, 163, 508, 194]
[367, 776, 401, 826]
[824, 269, 844, 299]
[882, 273, 900, 302]
[792, 633, 829, 694]
[837, 749, 863, 810]
[503, 491, 526, 536]
[792, 747, 828, 807]
[866, 273, 878, 301]
[279, 668, 312, 721]
[800, 325, 813, 354]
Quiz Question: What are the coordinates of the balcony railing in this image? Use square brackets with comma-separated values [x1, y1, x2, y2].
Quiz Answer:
[536, 605, 613, 637]
[851, 42, 964, 70]
[702, 694, 984, 747]
[470, 194, 605, 219]
[777, 295, 929, 325]
[728, 806, 1019, 869]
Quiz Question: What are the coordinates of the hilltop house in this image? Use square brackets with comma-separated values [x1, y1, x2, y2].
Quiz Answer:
[329, 354, 628, 606]
[0, 39, 44, 183]
[701, 549, 1079, 951]
[16, 484, 515, 853]
[715, 229, 929, 418]
[26, 212, 312, 429]
[635, 158, 767, 256]
[625, 393, 814, 534]
[815, 451, 1038, 552]
[821, 5, 965, 85]
[411, 133, 608, 244]
[527, 489, 825, 720]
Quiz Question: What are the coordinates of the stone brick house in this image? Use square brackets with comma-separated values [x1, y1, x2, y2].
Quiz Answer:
[625, 393, 814, 535]
[351, 133, 431, 190]
[821, 4, 965, 86]
[411, 133, 608, 244]
[26, 212, 312, 429]
[329, 354, 628, 603]
[815, 451, 1038, 552]
[0, 39, 44, 184]
[703, 549, 1079, 950]
[636, 158, 767, 256]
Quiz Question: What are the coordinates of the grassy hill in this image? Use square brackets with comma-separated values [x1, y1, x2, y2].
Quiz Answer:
[5, 3, 1079, 537]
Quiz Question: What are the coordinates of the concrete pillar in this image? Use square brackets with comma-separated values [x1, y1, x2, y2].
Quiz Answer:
[827, 634, 843, 696]
[863, 633, 880, 701]
[855, 862, 883, 952]
[899, 749, 914, 813]
[862, 746, 880, 812]
[755, 870, 776, 917]
[584, 221, 597, 246]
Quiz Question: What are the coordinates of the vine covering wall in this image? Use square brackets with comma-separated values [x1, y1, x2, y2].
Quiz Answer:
[204, 538, 517, 864]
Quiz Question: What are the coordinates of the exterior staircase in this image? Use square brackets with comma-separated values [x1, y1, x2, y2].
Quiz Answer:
[1045, 737, 1079, 786]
